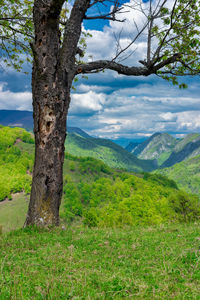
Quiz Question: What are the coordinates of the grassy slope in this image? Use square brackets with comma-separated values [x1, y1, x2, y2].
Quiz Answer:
[155, 155, 200, 195]
[174, 133, 200, 152]
[0, 193, 29, 232]
[137, 133, 177, 163]
[0, 223, 200, 299]
[65, 133, 156, 172]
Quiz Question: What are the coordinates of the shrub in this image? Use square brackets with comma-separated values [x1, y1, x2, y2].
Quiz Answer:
[83, 208, 99, 227]
[69, 161, 76, 171]
[168, 191, 200, 222]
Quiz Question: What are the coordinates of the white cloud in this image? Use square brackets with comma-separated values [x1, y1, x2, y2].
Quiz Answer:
[68, 79, 200, 138]
[176, 111, 200, 131]
[0, 83, 32, 111]
[70, 91, 106, 115]
[78, 84, 111, 93]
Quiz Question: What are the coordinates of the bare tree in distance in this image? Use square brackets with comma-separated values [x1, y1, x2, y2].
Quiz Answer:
[1, 0, 200, 226]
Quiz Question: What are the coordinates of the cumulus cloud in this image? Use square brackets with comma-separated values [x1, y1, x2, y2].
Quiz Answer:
[70, 91, 106, 116]
[68, 80, 200, 139]
[0, 83, 32, 111]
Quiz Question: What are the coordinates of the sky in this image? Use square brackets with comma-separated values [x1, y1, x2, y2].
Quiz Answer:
[0, 0, 200, 141]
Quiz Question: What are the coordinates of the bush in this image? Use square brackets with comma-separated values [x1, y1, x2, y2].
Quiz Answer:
[69, 161, 75, 171]
[168, 191, 200, 222]
[83, 208, 99, 227]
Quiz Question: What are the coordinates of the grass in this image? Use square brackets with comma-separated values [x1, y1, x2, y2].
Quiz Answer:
[0, 222, 200, 299]
[0, 193, 29, 233]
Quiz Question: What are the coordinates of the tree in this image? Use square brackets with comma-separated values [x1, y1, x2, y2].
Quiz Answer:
[0, 0, 33, 71]
[1, 0, 200, 226]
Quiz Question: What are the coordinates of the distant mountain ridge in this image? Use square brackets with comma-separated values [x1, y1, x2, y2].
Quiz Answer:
[0, 110, 34, 129]
[0, 110, 156, 173]
[161, 133, 200, 167]
[126, 133, 177, 166]
[0, 109, 91, 138]
[66, 132, 157, 173]
[126, 132, 200, 168]
[1, 110, 200, 171]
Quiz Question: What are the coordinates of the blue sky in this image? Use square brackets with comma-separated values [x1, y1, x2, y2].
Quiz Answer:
[0, 0, 200, 140]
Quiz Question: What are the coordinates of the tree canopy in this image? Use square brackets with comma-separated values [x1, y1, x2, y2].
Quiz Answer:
[1, 0, 200, 85]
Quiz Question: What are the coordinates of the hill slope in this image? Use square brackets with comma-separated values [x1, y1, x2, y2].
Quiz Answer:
[131, 133, 177, 166]
[125, 142, 140, 152]
[161, 133, 200, 167]
[156, 155, 200, 195]
[0, 126, 33, 201]
[1, 126, 199, 232]
[65, 133, 157, 172]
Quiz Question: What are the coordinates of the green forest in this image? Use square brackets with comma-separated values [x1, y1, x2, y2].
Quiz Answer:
[0, 126, 199, 228]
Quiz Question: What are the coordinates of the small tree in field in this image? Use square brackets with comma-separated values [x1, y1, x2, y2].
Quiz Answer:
[1, 0, 200, 226]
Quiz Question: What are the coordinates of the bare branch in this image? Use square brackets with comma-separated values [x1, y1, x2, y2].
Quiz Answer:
[75, 53, 183, 77]
[85, 1, 127, 22]
[75, 60, 149, 76]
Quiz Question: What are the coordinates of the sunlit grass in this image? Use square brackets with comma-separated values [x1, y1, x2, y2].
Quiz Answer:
[0, 193, 29, 233]
[0, 223, 200, 299]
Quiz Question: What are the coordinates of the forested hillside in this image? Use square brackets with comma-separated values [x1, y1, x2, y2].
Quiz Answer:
[155, 155, 200, 195]
[0, 126, 199, 232]
[161, 133, 200, 167]
[65, 133, 157, 172]
[131, 133, 177, 166]
[0, 126, 33, 201]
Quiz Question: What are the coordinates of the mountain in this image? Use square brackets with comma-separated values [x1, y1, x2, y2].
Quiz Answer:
[161, 133, 200, 168]
[67, 127, 91, 138]
[129, 132, 200, 168]
[125, 142, 140, 152]
[131, 133, 177, 165]
[65, 133, 157, 172]
[0, 110, 34, 129]
[0, 109, 91, 138]
[112, 138, 146, 148]
[155, 154, 200, 196]
[2, 110, 200, 172]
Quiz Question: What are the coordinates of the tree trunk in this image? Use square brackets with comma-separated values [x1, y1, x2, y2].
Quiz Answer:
[25, 1, 73, 226]
[24, 88, 70, 226]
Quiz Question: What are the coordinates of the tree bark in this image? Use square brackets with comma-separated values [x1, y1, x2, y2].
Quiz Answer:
[25, 1, 72, 226]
